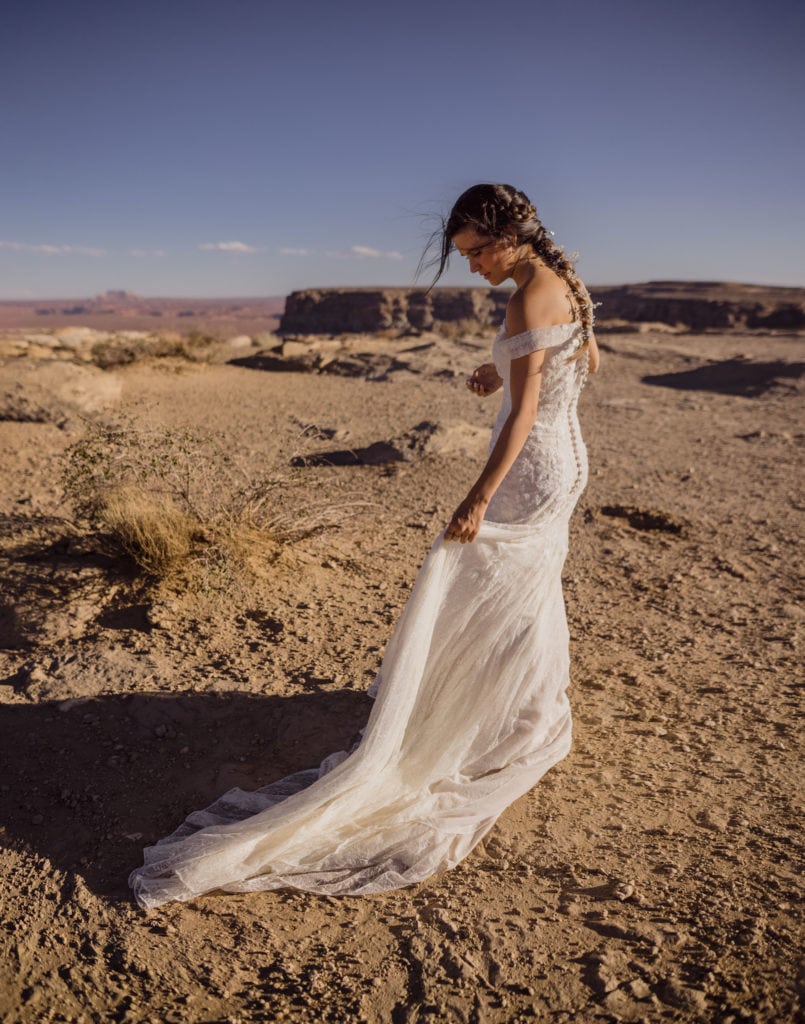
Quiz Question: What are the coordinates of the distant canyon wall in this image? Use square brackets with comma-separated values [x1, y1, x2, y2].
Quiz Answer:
[279, 288, 511, 335]
[279, 282, 805, 335]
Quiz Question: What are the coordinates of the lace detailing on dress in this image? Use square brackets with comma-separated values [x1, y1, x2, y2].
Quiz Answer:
[128, 320, 591, 908]
[486, 321, 588, 526]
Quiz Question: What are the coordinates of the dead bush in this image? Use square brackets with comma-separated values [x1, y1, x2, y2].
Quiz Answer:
[63, 416, 368, 586]
[100, 486, 200, 575]
[90, 331, 219, 368]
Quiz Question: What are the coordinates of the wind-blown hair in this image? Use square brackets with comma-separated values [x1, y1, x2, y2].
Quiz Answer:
[424, 183, 594, 361]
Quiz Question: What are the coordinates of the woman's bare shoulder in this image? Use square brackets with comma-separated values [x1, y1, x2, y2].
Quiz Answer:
[507, 270, 575, 334]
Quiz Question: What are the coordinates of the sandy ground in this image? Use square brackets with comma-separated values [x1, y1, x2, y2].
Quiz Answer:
[0, 326, 803, 1023]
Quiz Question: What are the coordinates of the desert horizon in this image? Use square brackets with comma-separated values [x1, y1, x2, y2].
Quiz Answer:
[1, 280, 804, 341]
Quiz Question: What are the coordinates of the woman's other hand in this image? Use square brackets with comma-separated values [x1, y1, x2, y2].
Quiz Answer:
[466, 363, 502, 397]
[445, 495, 488, 543]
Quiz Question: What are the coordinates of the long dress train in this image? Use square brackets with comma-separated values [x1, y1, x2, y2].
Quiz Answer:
[129, 321, 589, 908]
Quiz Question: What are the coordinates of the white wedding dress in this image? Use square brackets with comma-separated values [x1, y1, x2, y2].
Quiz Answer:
[129, 322, 589, 908]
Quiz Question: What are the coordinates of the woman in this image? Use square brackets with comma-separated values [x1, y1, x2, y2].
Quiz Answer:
[442, 184, 599, 544]
[129, 183, 598, 908]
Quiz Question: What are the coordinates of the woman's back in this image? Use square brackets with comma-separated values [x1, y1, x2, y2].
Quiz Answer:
[486, 322, 589, 527]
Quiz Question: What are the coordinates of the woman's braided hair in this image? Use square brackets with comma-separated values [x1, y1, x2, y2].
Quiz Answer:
[429, 183, 594, 362]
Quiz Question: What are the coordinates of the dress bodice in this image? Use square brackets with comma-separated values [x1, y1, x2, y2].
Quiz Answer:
[486, 321, 589, 527]
[492, 321, 588, 430]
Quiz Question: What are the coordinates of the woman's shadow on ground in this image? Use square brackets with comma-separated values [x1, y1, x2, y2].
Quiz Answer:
[0, 687, 372, 903]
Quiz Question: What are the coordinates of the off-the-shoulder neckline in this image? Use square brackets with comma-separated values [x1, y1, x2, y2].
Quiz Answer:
[498, 321, 580, 343]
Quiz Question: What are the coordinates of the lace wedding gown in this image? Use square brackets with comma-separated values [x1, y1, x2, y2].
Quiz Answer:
[130, 321, 589, 908]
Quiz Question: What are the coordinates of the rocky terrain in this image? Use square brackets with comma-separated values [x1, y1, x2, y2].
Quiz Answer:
[0, 302, 802, 1023]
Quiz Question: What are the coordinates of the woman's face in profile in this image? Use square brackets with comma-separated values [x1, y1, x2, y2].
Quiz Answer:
[452, 227, 513, 287]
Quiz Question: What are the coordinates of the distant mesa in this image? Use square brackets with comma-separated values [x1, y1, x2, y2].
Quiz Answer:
[1, 293, 285, 333]
[279, 282, 805, 335]
[588, 281, 805, 332]
[34, 290, 147, 317]
[280, 287, 511, 336]
[97, 289, 142, 303]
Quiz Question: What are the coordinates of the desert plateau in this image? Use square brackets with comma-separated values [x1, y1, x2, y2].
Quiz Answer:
[0, 283, 802, 1023]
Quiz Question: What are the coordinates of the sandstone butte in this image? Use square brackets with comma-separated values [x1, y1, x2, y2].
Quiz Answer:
[278, 281, 805, 336]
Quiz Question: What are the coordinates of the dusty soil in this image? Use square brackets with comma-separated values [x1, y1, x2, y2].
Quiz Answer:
[0, 325, 802, 1023]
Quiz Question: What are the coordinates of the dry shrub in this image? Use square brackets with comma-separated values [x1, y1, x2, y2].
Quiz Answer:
[63, 416, 368, 588]
[100, 486, 200, 575]
[90, 330, 219, 368]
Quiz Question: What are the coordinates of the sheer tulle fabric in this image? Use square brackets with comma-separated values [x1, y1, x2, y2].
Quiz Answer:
[129, 322, 588, 908]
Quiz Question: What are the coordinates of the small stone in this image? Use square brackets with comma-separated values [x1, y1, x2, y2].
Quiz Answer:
[697, 808, 729, 832]
[611, 880, 635, 901]
[659, 978, 707, 1012]
[628, 978, 652, 1000]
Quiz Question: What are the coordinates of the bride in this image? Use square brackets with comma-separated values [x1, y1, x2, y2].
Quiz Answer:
[129, 183, 600, 908]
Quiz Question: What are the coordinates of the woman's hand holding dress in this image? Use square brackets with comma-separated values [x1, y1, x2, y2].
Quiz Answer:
[444, 494, 488, 543]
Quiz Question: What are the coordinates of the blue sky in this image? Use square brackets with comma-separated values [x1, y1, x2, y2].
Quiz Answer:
[2, 0, 803, 298]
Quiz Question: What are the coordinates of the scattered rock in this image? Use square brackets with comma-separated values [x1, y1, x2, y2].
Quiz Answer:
[696, 808, 730, 832]
[610, 879, 636, 901]
[0, 360, 122, 424]
[628, 978, 652, 1000]
[582, 949, 630, 996]
[657, 978, 708, 1013]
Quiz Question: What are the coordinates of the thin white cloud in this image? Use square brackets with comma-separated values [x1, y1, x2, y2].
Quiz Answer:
[278, 244, 405, 260]
[198, 240, 257, 253]
[0, 240, 107, 257]
[350, 245, 404, 260]
[130, 248, 167, 258]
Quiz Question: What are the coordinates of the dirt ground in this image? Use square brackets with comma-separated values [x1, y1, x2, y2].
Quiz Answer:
[0, 325, 802, 1023]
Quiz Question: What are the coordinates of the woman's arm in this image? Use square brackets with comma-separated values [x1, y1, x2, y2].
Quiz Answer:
[445, 349, 544, 543]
